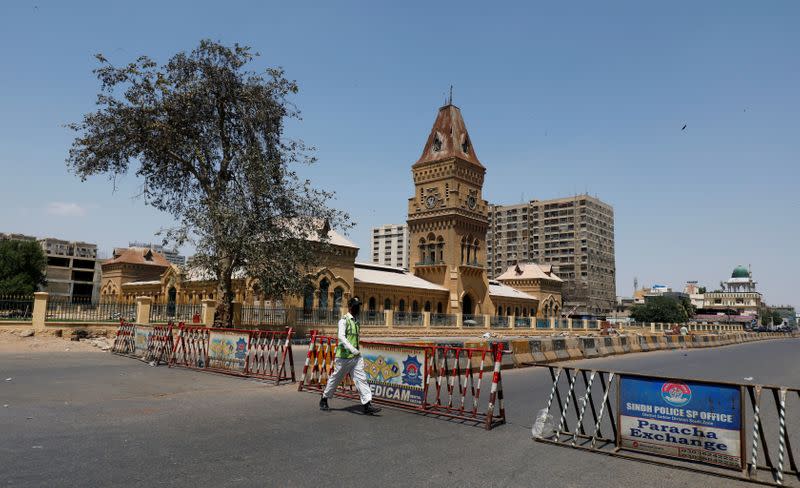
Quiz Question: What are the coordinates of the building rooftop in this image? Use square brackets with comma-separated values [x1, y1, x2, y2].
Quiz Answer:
[103, 247, 171, 268]
[495, 263, 563, 282]
[415, 103, 483, 168]
[124, 280, 162, 286]
[354, 262, 447, 291]
[488, 280, 537, 301]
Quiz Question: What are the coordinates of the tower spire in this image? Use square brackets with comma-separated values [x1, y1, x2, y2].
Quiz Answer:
[449, 85, 453, 105]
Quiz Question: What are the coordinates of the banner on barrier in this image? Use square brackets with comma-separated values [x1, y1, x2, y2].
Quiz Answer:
[361, 343, 427, 406]
[618, 375, 744, 470]
[208, 330, 249, 373]
[134, 326, 150, 356]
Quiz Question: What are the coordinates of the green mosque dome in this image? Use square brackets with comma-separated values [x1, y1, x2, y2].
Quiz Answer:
[731, 265, 750, 279]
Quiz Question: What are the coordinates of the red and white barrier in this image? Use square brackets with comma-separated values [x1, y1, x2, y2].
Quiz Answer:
[170, 325, 295, 384]
[298, 331, 506, 430]
[111, 320, 174, 365]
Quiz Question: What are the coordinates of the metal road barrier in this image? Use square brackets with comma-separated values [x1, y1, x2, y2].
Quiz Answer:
[111, 320, 174, 365]
[169, 325, 295, 384]
[298, 331, 506, 430]
[533, 364, 800, 486]
[112, 321, 296, 383]
[112, 320, 136, 355]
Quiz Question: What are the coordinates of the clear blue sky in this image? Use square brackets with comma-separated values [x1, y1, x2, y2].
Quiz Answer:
[0, 1, 797, 306]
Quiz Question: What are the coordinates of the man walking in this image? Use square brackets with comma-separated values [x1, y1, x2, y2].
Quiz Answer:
[320, 297, 382, 415]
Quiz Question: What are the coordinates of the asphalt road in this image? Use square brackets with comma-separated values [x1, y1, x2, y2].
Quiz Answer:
[1, 338, 798, 487]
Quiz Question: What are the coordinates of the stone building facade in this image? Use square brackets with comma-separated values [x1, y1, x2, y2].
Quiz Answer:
[100, 102, 539, 320]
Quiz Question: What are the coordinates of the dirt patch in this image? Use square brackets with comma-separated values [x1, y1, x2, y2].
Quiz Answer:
[0, 329, 104, 354]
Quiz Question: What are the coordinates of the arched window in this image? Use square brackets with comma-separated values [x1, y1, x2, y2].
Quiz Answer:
[506, 306, 512, 316]
[412, 300, 419, 312]
[333, 287, 344, 310]
[437, 302, 443, 314]
[384, 298, 392, 311]
[424, 301, 431, 312]
[318, 279, 329, 309]
[554, 305, 560, 317]
[473, 239, 480, 265]
[497, 306, 503, 316]
[515, 307, 520, 317]
[418, 238, 427, 264]
[523, 308, 528, 317]
[368, 297, 376, 311]
[437, 236, 444, 262]
[398, 299, 406, 312]
[303, 285, 314, 312]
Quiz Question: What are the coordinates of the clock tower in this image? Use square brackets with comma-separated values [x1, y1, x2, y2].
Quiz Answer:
[407, 103, 492, 315]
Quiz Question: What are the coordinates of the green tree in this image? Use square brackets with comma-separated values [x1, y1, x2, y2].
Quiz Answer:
[679, 296, 696, 318]
[0, 240, 47, 295]
[698, 286, 706, 294]
[630, 296, 690, 323]
[67, 40, 350, 326]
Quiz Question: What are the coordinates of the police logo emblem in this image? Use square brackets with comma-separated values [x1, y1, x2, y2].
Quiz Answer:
[402, 355, 422, 386]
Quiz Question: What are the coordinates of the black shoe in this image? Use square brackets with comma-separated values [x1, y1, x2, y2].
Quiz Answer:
[319, 397, 330, 411]
[363, 402, 382, 415]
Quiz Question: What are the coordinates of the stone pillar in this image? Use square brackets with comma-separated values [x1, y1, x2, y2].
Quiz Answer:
[384, 310, 393, 329]
[508, 315, 515, 329]
[567, 319, 573, 330]
[484, 315, 491, 329]
[136, 296, 152, 325]
[582, 319, 589, 331]
[456, 313, 463, 329]
[550, 318, 556, 329]
[32, 292, 48, 330]
[201, 299, 217, 327]
[650, 322, 656, 333]
[423, 311, 431, 328]
[232, 301, 242, 327]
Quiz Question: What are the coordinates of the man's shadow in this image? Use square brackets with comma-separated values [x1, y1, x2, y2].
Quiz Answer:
[328, 404, 382, 416]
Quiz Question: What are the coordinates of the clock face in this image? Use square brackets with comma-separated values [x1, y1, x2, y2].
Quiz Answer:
[425, 195, 437, 209]
[467, 195, 477, 209]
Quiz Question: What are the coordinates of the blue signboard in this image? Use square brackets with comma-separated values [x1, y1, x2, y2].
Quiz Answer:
[619, 375, 743, 469]
[361, 344, 426, 406]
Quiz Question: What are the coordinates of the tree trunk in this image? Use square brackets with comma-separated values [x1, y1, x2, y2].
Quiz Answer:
[216, 256, 235, 327]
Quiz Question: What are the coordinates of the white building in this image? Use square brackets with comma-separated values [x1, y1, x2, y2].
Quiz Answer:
[370, 224, 410, 270]
[703, 265, 762, 318]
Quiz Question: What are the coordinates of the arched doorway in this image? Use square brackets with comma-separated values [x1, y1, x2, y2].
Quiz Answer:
[167, 287, 177, 317]
[462, 294, 474, 316]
